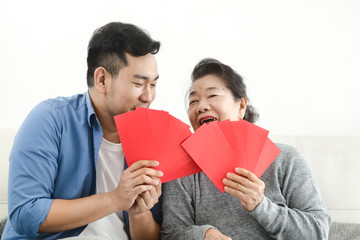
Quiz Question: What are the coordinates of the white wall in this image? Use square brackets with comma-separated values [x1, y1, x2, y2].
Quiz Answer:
[1, 0, 359, 136]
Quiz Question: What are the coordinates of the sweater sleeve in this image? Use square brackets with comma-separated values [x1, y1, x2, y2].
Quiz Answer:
[161, 177, 215, 240]
[249, 145, 331, 240]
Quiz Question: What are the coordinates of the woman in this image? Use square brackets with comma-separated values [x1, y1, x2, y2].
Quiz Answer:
[161, 58, 331, 240]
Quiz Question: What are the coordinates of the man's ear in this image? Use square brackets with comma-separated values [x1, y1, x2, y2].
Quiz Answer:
[238, 97, 248, 119]
[93, 67, 109, 94]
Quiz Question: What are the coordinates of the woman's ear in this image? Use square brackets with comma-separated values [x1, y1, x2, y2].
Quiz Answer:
[238, 97, 248, 119]
[93, 67, 109, 94]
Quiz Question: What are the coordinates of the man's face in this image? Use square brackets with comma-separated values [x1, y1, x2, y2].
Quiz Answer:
[105, 53, 159, 117]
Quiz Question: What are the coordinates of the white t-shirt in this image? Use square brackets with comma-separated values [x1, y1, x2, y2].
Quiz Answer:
[79, 138, 128, 240]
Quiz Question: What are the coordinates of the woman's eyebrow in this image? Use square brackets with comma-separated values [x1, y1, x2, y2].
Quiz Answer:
[205, 87, 220, 91]
[189, 87, 220, 97]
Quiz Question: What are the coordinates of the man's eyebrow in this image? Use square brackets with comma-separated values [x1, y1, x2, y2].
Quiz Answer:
[133, 74, 159, 81]
[189, 87, 220, 97]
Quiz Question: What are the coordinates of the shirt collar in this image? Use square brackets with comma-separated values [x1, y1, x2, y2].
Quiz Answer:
[85, 91, 98, 127]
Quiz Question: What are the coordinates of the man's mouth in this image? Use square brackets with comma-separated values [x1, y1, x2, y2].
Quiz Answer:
[199, 116, 218, 126]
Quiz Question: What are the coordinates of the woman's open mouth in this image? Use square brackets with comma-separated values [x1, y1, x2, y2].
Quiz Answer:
[199, 116, 218, 126]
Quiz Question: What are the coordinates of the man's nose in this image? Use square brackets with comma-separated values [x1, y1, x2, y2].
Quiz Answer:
[139, 86, 154, 103]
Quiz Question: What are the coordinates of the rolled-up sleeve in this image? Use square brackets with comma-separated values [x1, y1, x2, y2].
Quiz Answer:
[8, 102, 61, 235]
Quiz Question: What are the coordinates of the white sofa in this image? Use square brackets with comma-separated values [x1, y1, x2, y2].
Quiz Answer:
[1, 129, 360, 233]
[0, 129, 14, 220]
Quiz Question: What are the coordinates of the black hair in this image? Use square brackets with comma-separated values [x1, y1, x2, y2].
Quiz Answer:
[190, 58, 259, 123]
[86, 22, 160, 87]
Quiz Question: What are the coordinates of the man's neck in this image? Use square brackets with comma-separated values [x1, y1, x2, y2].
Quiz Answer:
[103, 131, 120, 143]
[88, 89, 121, 144]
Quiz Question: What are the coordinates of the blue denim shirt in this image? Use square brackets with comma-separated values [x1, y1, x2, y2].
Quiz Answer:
[3, 92, 162, 239]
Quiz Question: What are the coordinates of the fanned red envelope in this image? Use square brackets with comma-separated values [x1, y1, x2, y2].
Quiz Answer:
[114, 107, 201, 183]
[182, 119, 281, 192]
[181, 123, 238, 192]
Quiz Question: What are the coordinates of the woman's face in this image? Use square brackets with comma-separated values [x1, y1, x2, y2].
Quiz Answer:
[188, 74, 247, 131]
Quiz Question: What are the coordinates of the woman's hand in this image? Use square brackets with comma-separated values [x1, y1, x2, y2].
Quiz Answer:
[223, 168, 265, 212]
[204, 228, 232, 240]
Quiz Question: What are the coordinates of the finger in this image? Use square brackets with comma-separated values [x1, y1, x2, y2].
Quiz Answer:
[154, 178, 162, 197]
[143, 181, 160, 205]
[224, 185, 247, 200]
[232, 169, 265, 195]
[134, 195, 147, 212]
[223, 178, 250, 196]
[224, 174, 265, 197]
[205, 228, 232, 240]
[140, 190, 154, 207]
[131, 174, 159, 188]
[225, 172, 254, 190]
[127, 160, 159, 172]
[133, 184, 153, 196]
[147, 182, 158, 198]
[128, 166, 164, 179]
[234, 168, 258, 182]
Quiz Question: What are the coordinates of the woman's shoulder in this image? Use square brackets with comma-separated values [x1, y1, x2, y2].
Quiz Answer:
[275, 143, 298, 154]
[267, 143, 309, 172]
[274, 143, 303, 162]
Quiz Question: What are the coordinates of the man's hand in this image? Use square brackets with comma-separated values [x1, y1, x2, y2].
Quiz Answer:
[110, 160, 163, 212]
[204, 228, 232, 240]
[129, 176, 162, 214]
[223, 167, 265, 212]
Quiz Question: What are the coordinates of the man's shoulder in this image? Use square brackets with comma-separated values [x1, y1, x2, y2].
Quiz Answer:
[42, 92, 88, 111]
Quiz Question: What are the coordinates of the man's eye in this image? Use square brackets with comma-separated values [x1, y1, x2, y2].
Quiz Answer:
[189, 100, 198, 105]
[209, 95, 217, 98]
[150, 84, 157, 88]
[133, 82, 143, 86]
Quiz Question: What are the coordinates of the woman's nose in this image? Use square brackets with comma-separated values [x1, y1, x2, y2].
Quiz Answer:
[196, 99, 210, 113]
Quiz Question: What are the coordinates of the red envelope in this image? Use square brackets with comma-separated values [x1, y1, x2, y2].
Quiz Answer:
[229, 120, 269, 172]
[182, 120, 280, 192]
[114, 108, 154, 166]
[114, 108, 201, 183]
[252, 137, 281, 178]
[145, 108, 169, 161]
[157, 113, 201, 182]
[217, 120, 247, 170]
[181, 123, 237, 192]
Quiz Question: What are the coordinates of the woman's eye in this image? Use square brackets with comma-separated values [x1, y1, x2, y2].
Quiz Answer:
[189, 100, 198, 105]
[208, 95, 217, 98]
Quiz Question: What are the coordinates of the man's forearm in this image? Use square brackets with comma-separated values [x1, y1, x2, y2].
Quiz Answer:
[129, 210, 160, 240]
[38, 192, 117, 233]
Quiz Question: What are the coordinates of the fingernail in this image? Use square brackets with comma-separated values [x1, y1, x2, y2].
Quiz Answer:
[159, 171, 163, 177]
[154, 180, 159, 185]
[227, 173, 232, 178]
[154, 161, 159, 166]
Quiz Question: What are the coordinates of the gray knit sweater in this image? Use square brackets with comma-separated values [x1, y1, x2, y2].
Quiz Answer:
[161, 144, 331, 240]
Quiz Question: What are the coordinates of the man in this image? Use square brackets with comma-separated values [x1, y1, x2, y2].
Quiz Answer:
[3, 22, 163, 239]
